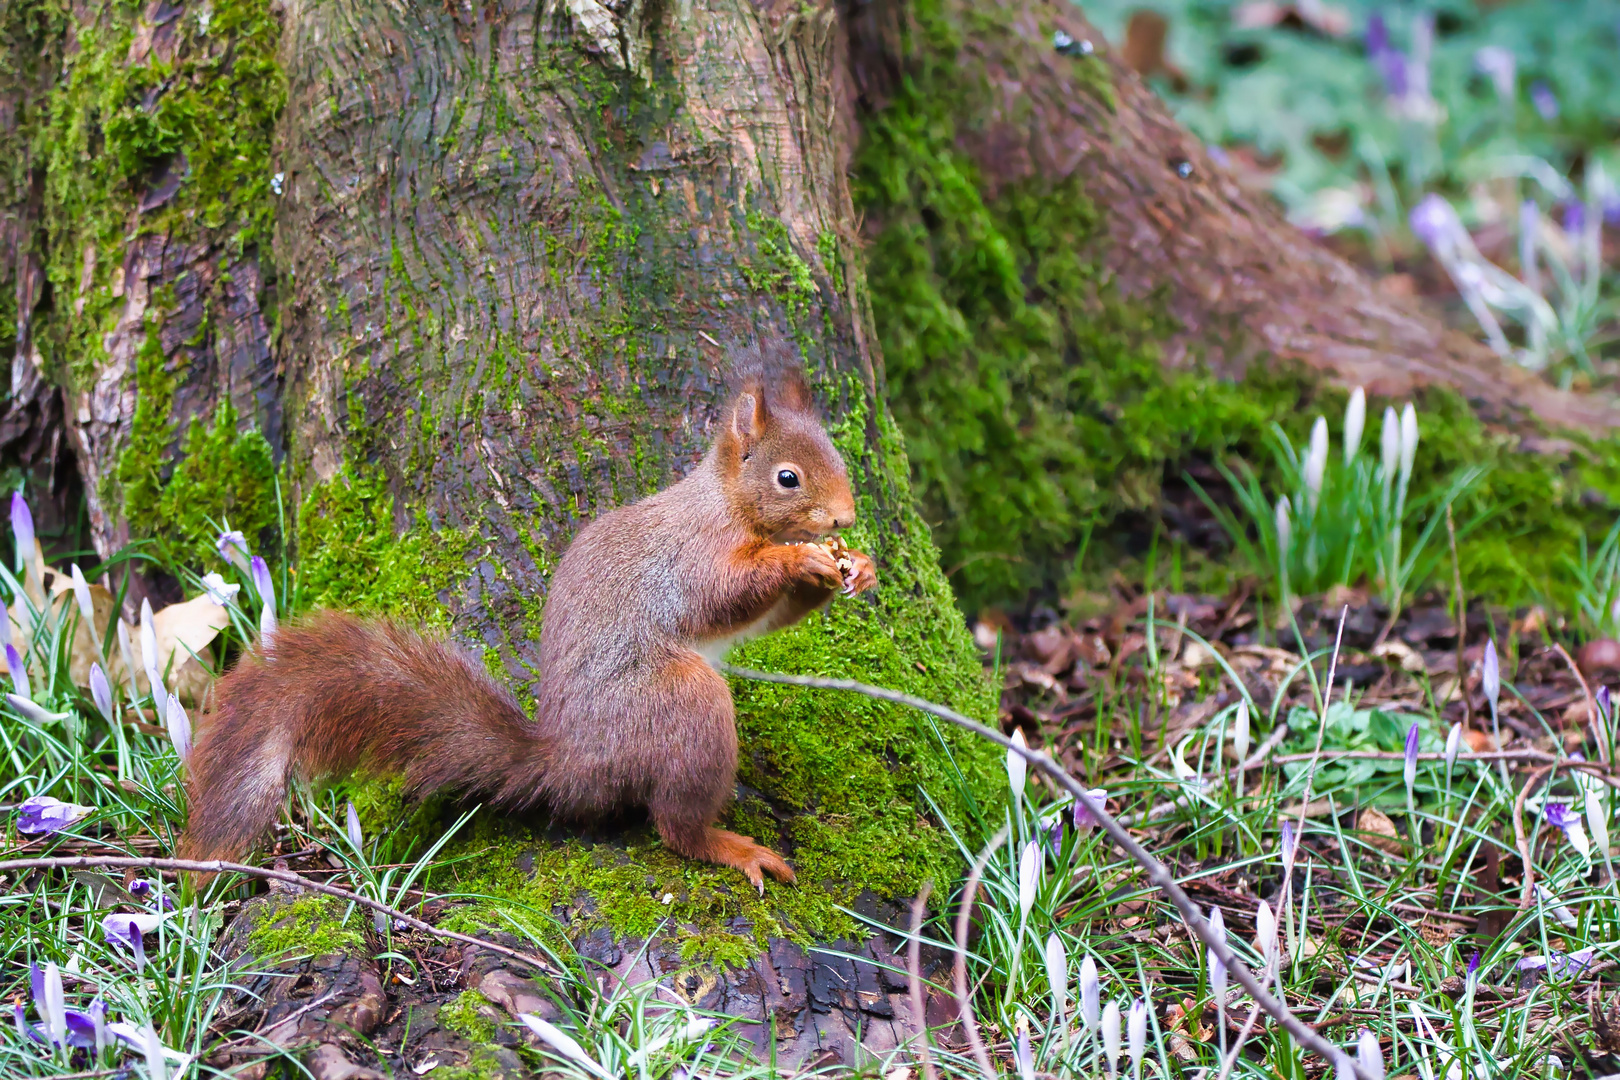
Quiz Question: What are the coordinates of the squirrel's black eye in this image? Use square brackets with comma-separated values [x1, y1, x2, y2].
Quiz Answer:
[776, 469, 800, 489]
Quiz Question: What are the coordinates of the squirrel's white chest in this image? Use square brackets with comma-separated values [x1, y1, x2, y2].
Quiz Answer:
[694, 598, 793, 665]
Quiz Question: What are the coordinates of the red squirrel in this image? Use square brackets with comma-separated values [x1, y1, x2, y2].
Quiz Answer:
[178, 369, 877, 888]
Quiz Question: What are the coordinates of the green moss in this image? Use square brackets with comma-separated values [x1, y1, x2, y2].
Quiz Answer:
[246, 895, 364, 958]
[439, 990, 499, 1044]
[294, 469, 475, 626]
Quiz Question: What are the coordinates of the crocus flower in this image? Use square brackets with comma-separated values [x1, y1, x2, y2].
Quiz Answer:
[1303, 416, 1328, 512]
[346, 801, 364, 852]
[1600, 685, 1613, 723]
[1483, 639, 1501, 717]
[11, 492, 34, 573]
[1017, 840, 1040, 919]
[7, 694, 60, 725]
[1445, 722, 1462, 772]
[1465, 950, 1481, 988]
[1280, 818, 1298, 879]
[1544, 802, 1591, 860]
[199, 573, 240, 606]
[1358, 1028, 1385, 1080]
[1410, 195, 1460, 252]
[1520, 199, 1541, 294]
[90, 663, 114, 723]
[1529, 80, 1559, 119]
[1403, 721, 1420, 794]
[1534, 883, 1579, 928]
[68, 564, 94, 624]
[1073, 787, 1108, 831]
[16, 795, 92, 834]
[1379, 406, 1400, 489]
[37, 962, 64, 1046]
[62, 1000, 107, 1052]
[251, 556, 278, 644]
[1343, 388, 1366, 464]
[1127, 1000, 1147, 1080]
[7, 642, 30, 701]
[1014, 1016, 1034, 1080]
[1586, 782, 1609, 858]
[217, 528, 250, 572]
[1079, 955, 1100, 1033]
[1334, 1053, 1356, 1080]
[141, 599, 167, 725]
[1045, 933, 1068, 1022]
[1233, 701, 1250, 767]
[116, 618, 138, 697]
[519, 1014, 614, 1080]
[1563, 201, 1585, 237]
[1398, 403, 1418, 490]
[1206, 906, 1227, 995]
[0, 600, 11, 652]
[1257, 900, 1277, 971]
[1274, 496, 1291, 558]
[1007, 727, 1027, 813]
[1102, 1001, 1121, 1076]
[166, 693, 191, 764]
[141, 1023, 169, 1080]
[1473, 45, 1515, 102]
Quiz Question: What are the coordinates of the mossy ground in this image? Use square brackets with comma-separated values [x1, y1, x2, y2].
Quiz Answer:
[246, 895, 365, 959]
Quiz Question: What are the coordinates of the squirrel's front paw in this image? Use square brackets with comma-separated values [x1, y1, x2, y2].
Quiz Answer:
[797, 544, 845, 590]
[841, 550, 877, 596]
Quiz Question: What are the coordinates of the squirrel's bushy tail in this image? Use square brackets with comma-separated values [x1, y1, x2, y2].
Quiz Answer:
[178, 613, 540, 863]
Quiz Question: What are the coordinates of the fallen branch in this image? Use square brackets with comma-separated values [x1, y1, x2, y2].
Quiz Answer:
[0, 855, 561, 976]
[721, 663, 1375, 1079]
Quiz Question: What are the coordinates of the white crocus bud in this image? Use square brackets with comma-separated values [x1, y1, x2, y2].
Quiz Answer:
[1398, 402, 1418, 490]
[1007, 728, 1027, 811]
[1445, 722, 1462, 771]
[1304, 416, 1328, 512]
[1344, 387, 1366, 464]
[1275, 496, 1292, 558]
[1080, 955, 1100, 1033]
[1257, 900, 1277, 971]
[1206, 906, 1228, 996]
[1018, 841, 1040, 919]
[1587, 785, 1610, 858]
[1233, 701, 1250, 767]
[1127, 999, 1147, 1080]
[1380, 405, 1400, 489]
[1045, 933, 1068, 1022]
[1102, 1000, 1122, 1076]
[1358, 1028, 1385, 1080]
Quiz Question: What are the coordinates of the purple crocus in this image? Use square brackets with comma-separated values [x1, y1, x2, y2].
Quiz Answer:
[1073, 787, 1109, 831]
[16, 795, 92, 834]
[216, 528, 250, 571]
[1365, 14, 1407, 97]
[89, 662, 113, 723]
[1409, 194, 1461, 252]
[1545, 801, 1592, 859]
[1473, 46, 1515, 102]
[1562, 201, 1586, 237]
[10, 492, 34, 572]
[1529, 81, 1559, 119]
[103, 912, 151, 972]
[6, 643, 30, 701]
[1403, 721, 1421, 790]
[1466, 950, 1481, 986]
[251, 556, 278, 644]
[1599, 685, 1612, 722]
[166, 693, 191, 764]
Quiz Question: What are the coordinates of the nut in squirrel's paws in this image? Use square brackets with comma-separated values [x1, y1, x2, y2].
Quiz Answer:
[819, 535, 877, 596]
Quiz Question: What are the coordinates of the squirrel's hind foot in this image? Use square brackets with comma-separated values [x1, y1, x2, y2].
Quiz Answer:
[663, 823, 797, 892]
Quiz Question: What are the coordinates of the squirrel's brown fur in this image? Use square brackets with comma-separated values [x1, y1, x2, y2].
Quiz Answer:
[179, 369, 877, 888]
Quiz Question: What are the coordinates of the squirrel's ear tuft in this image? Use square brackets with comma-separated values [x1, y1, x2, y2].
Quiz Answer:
[770, 369, 814, 415]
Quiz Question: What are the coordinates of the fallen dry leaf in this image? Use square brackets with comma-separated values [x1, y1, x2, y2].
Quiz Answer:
[1357, 806, 1405, 856]
[1373, 639, 1426, 673]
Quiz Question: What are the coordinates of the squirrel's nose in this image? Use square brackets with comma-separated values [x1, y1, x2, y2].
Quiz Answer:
[832, 508, 855, 530]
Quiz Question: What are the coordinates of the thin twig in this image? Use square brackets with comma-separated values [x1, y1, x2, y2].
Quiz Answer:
[721, 664, 1380, 1079]
[1553, 643, 1605, 765]
[952, 829, 1006, 1080]
[1514, 764, 1556, 911]
[0, 855, 561, 976]
[1116, 723, 1292, 827]
[906, 882, 939, 1080]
